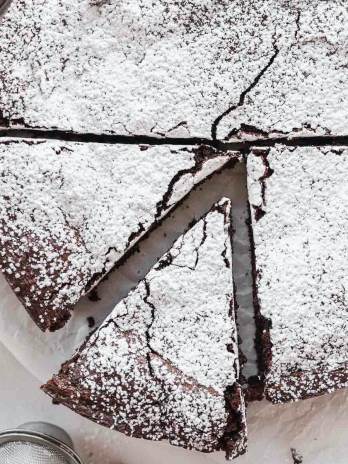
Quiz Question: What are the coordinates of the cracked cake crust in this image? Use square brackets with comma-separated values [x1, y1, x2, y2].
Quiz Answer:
[247, 145, 348, 403]
[0, 140, 236, 331]
[42, 199, 247, 459]
[0, 1, 346, 139]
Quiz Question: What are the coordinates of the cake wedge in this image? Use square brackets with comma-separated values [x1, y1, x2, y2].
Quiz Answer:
[0, 1, 346, 139]
[247, 146, 348, 403]
[0, 141, 234, 331]
[43, 199, 247, 459]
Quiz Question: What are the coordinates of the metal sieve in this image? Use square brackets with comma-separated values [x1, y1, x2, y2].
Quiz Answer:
[0, 0, 12, 16]
[0, 422, 83, 464]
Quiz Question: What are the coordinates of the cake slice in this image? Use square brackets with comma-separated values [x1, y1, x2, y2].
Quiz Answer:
[247, 146, 348, 403]
[0, 1, 346, 139]
[43, 199, 247, 459]
[0, 140, 235, 331]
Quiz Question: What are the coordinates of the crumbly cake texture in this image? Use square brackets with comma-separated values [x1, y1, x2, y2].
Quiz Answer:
[43, 200, 247, 459]
[0, 1, 346, 139]
[247, 146, 348, 403]
[0, 140, 234, 331]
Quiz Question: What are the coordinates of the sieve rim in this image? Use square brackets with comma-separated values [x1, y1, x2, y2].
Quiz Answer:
[0, 429, 83, 464]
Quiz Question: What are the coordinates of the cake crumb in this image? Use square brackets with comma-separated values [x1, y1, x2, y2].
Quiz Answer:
[291, 448, 303, 464]
[88, 290, 101, 302]
[87, 317, 96, 329]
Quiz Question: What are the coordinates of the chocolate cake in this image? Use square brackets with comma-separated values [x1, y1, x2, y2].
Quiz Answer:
[247, 146, 348, 403]
[43, 199, 247, 459]
[0, 140, 235, 331]
[0, 1, 346, 139]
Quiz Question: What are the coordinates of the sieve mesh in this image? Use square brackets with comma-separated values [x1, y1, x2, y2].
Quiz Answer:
[0, 441, 72, 464]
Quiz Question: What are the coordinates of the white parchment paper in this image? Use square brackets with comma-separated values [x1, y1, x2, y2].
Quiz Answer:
[0, 162, 347, 464]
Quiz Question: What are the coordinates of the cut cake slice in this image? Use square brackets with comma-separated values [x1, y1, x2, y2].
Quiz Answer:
[0, 1, 346, 139]
[247, 146, 348, 403]
[43, 199, 247, 459]
[0, 140, 235, 331]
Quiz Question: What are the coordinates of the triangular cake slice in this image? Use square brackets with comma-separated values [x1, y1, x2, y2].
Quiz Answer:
[43, 199, 247, 459]
[0, 140, 235, 331]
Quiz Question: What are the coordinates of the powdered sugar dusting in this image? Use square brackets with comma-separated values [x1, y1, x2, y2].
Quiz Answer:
[0, 140, 230, 330]
[43, 200, 247, 457]
[247, 146, 348, 402]
[219, 2, 348, 140]
[0, 1, 346, 138]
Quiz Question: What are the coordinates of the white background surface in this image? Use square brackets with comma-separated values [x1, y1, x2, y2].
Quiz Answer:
[0, 162, 347, 463]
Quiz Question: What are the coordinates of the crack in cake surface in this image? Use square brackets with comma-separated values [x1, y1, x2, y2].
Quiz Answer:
[212, 41, 279, 141]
